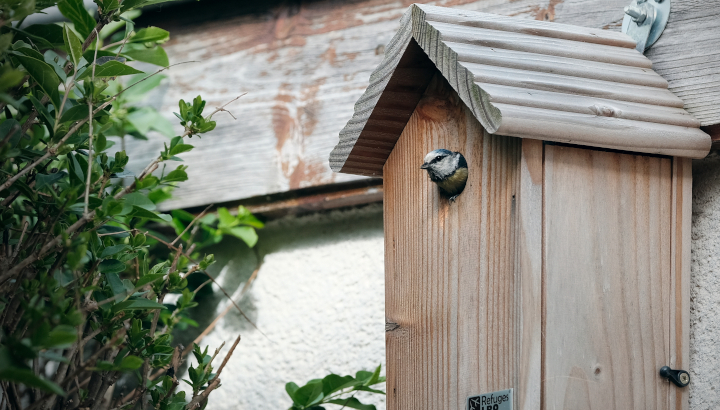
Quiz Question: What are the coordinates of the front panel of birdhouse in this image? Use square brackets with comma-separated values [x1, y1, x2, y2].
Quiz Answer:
[383, 79, 690, 409]
[384, 78, 525, 409]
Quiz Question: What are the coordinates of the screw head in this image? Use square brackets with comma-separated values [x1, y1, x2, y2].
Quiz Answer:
[679, 373, 690, 385]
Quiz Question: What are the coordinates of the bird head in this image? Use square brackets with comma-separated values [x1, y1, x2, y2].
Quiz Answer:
[420, 149, 460, 182]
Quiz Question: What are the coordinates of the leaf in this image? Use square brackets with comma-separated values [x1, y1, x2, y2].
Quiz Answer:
[28, 94, 54, 134]
[100, 244, 130, 258]
[322, 374, 355, 396]
[123, 47, 168, 67]
[226, 226, 258, 248]
[105, 272, 126, 296]
[0, 33, 13, 54]
[58, 104, 89, 124]
[292, 381, 324, 407]
[112, 298, 167, 313]
[22, 25, 65, 48]
[326, 398, 376, 410]
[14, 54, 61, 108]
[126, 107, 173, 137]
[63, 24, 83, 67]
[135, 273, 165, 288]
[163, 168, 187, 183]
[0, 368, 65, 396]
[76, 61, 143, 80]
[216, 207, 237, 228]
[355, 386, 385, 395]
[285, 382, 300, 400]
[123, 192, 156, 210]
[0, 120, 23, 148]
[366, 364, 381, 386]
[121, 73, 165, 102]
[119, 355, 143, 370]
[129, 27, 169, 43]
[36, 172, 66, 191]
[45, 325, 78, 348]
[99, 259, 126, 274]
[169, 143, 193, 156]
[57, 0, 96, 39]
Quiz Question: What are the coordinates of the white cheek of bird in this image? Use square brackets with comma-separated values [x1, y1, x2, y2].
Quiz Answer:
[420, 149, 468, 202]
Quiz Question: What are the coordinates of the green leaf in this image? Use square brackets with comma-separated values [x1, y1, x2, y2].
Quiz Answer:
[36, 172, 65, 191]
[105, 272, 126, 296]
[322, 374, 355, 396]
[112, 298, 167, 313]
[58, 104, 90, 124]
[292, 381, 324, 407]
[169, 143, 193, 156]
[135, 273, 165, 288]
[120, 73, 165, 102]
[366, 364, 381, 386]
[226, 226, 258, 248]
[76, 61, 143, 81]
[123, 46, 168, 67]
[355, 386, 385, 395]
[285, 382, 300, 400]
[28, 94, 55, 133]
[163, 167, 187, 183]
[326, 398, 376, 410]
[126, 106, 173, 137]
[123, 192, 156, 210]
[119, 355, 143, 370]
[129, 205, 168, 222]
[0, 368, 65, 396]
[129, 27, 169, 43]
[0, 33, 13, 54]
[99, 259, 126, 274]
[57, 0, 97, 39]
[23, 25, 65, 48]
[100, 244, 130, 258]
[216, 207, 237, 228]
[63, 24, 83, 67]
[14, 54, 61, 108]
[45, 325, 78, 348]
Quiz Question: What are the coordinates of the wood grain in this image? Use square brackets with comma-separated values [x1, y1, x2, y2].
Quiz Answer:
[517, 138, 543, 409]
[669, 157, 691, 410]
[384, 74, 521, 408]
[542, 145, 676, 409]
[127, 0, 719, 210]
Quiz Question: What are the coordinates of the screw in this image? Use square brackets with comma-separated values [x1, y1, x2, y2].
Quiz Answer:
[680, 373, 690, 385]
[624, 5, 647, 24]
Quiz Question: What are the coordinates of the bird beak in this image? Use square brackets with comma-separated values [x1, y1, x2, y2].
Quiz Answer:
[420, 163, 429, 169]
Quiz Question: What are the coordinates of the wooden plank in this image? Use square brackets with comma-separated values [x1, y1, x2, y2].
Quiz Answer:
[517, 138, 543, 409]
[669, 157, 692, 409]
[542, 145, 675, 409]
[384, 74, 521, 408]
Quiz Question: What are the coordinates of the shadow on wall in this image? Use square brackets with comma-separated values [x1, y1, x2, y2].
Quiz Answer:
[175, 202, 384, 349]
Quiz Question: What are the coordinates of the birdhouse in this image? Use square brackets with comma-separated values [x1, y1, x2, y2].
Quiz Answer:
[329, 4, 711, 409]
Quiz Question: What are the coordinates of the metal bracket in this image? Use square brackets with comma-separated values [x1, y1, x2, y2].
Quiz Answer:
[622, 0, 670, 53]
[659, 366, 691, 388]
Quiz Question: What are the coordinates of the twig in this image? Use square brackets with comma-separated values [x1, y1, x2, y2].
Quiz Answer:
[184, 336, 240, 410]
[206, 94, 245, 121]
[84, 29, 100, 216]
[170, 204, 213, 246]
[10, 220, 28, 260]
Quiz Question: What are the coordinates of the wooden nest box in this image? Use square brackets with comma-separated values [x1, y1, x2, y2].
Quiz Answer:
[330, 4, 711, 409]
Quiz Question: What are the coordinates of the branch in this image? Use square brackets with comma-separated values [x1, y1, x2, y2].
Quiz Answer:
[185, 336, 240, 410]
[171, 204, 213, 246]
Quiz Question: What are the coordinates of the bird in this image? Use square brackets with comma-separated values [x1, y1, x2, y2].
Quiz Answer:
[420, 149, 468, 201]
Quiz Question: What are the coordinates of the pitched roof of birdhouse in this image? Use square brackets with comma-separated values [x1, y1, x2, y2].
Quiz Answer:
[329, 4, 711, 176]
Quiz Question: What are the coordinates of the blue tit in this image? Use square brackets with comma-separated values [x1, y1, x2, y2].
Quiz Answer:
[420, 149, 468, 201]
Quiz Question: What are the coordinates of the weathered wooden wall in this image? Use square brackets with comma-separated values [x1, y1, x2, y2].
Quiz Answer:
[383, 75, 524, 408]
[131, 0, 720, 210]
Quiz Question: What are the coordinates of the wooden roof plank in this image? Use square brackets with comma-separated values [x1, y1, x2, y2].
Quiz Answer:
[330, 4, 712, 175]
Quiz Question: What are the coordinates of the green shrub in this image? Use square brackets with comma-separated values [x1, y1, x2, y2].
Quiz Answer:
[0, 1, 260, 409]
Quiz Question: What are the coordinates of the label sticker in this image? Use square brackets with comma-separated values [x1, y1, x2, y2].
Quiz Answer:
[466, 388, 513, 410]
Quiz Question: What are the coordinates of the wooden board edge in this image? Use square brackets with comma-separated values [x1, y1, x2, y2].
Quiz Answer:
[670, 156, 692, 410]
[517, 138, 543, 409]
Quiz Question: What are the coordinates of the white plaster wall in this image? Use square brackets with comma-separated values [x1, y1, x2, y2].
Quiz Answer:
[690, 154, 720, 409]
[175, 204, 386, 409]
